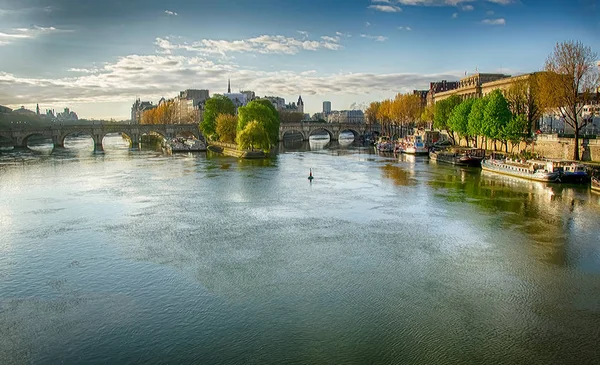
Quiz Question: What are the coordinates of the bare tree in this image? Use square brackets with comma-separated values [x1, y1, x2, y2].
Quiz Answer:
[539, 41, 599, 160]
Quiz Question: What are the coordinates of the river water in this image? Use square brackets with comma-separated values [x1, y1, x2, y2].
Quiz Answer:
[1, 135, 600, 364]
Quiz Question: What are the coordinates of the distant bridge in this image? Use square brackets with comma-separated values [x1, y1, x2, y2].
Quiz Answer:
[0, 122, 382, 152]
[279, 122, 380, 141]
[0, 123, 201, 152]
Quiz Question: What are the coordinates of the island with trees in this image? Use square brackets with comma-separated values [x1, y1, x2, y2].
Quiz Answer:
[200, 95, 281, 159]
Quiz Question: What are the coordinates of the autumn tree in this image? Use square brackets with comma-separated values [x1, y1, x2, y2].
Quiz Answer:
[505, 73, 543, 136]
[365, 101, 380, 125]
[392, 93, 423, 137]
[538, 40, 599, 160]
[215, 114, 238, 143]
[200, 95, 235, 140]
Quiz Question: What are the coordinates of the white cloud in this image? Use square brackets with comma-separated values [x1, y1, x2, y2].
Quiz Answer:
[398, 26, 412, 31]
[165, 10, 177, 16]
[392, 0, 475, 6]
[0, 57, 463, 114]
[368, 5, 402, 12]
[154, 34, 343, 56]
[486, 10, 495, 15]
[67, 68, 100, 74]
[360, 34, 388, 42]
[452, 12, 458, 18]
[297, 30, 309, 39]
[366, 22, 371, 27]
[482, 18, 506, 25]
[336, 31, 352, 37]
[462, 5, 474, 11]
[0, 25, 66, 46]
[486, 0, 514, 5]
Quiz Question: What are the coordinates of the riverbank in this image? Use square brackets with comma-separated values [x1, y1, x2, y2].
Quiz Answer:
[207, 141, 268, 159]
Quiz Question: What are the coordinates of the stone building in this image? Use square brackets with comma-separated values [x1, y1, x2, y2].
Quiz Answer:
[434, 73, 510, 103]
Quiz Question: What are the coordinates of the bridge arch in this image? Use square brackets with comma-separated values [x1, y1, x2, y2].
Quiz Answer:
[336, 128, 361, 141]
[308, 127, 334, 140]
[58, 131, 94, 149]
[19, 132, 53, 148]
[281, 129, 306, 141]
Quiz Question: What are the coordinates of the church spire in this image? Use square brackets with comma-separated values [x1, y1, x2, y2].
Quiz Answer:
[228, 78, 231, 93]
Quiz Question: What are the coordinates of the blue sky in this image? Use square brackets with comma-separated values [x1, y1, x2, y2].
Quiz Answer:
[0, 0, 598, 119]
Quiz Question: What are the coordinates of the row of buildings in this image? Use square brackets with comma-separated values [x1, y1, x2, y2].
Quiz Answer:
[0, 104, 79, 121]
[412, 72, 599, 134]
[310, 101, 366, 124]
[131, 80, 306, 124]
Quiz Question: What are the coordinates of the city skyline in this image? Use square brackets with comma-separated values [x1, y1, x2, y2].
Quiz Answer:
[0, 0, 598, 120]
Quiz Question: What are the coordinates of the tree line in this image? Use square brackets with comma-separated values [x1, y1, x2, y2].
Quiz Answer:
[365, 40, 599, 160]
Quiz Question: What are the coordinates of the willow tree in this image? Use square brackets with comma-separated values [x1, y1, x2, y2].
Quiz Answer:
[538, 41, 599, 160]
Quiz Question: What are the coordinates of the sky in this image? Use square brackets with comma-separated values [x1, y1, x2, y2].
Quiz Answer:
[0, 0, 598, 120]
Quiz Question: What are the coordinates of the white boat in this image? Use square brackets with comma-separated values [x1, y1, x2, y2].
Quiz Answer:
[481, 157, 560, 182]
[542, 159, 589, 184]
[401, 135, 428, 155]
[376, 136, 394, 153]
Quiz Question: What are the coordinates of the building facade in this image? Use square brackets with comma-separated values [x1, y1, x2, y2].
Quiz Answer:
[434, 73, 510, 103]
[323, 101, 332, 114]
[326, 110, 365, 124]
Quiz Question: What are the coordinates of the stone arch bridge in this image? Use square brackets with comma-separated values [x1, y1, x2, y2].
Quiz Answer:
[279, 122, 378, 141]
[0, 123, 201, 152]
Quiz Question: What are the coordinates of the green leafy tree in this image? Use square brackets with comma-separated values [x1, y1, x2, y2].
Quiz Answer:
[500, 114, 527, 153]
[200, 95, 235, 140]
[482, 89, 512, 150]
[215, 114, 238, 143]
[448, 98, 475, 146]
[468, 96, 489, 148]
[238, 100, 280, 148]
[434, 95, 461, 144]
[236, 120, 270, 151]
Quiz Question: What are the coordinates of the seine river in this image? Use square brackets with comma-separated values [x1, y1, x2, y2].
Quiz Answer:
[1, 135, 600, 364]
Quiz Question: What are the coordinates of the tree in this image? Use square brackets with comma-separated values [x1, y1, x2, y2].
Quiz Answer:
[505, 73, 543, 137]
[200, 95, 235, 140]
[236, 120, 270, 151]
[434, 95, 461, 144]
[215, 114, 238, 143]
[448, 98, 475, 146]
[377, 99, 393, 137]
[468, 96, 489, 148]
[482, 89, 512, 151]
[538, 40, 599, 160]
[392, 93, 423, 137]
[238, 100, 280, 148]
[501, 114, 527, 153]
[280, 111, 304, 123]
[365, 101, 380, 125]
[420, 104, 435, 129]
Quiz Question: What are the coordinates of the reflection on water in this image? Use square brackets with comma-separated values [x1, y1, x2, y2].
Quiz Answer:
[1, 139, 600, 364]
[380, 163, 416, 186]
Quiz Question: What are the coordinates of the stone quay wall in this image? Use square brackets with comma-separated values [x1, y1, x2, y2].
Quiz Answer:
[451, 134, 600, 162]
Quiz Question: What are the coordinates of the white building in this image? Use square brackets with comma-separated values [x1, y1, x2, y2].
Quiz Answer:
[326, 110, 364, 124]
